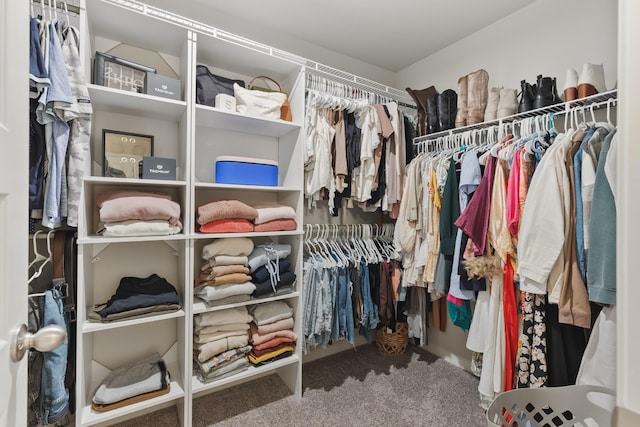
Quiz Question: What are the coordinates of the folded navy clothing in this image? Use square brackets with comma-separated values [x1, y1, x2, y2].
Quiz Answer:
[251, 259, 290, 284]
[110, 274, 176, 300]
[253, 285, 294, 299]
[252, 271, 296, 297]
[96, 292, 180, 317]
[95, 274, 180, 317]
[248, 244, 291, 273]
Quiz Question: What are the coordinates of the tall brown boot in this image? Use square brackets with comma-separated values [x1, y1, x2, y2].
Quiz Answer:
[406, 86, 437, 136]
[466, 69, 489, 125]
[455, 75, 468, 128]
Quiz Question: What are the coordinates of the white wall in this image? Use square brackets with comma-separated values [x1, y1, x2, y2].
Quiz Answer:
[397, 0, 618, 96]
[140, 0, 397, 87]
[395, 0, 618, 370]
[616, 0, 640, 422]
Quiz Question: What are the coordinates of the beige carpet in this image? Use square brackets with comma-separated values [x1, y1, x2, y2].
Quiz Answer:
[119, 343, 486, 426]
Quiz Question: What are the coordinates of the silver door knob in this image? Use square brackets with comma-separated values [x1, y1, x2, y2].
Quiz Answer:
[10, 323, 66, 362]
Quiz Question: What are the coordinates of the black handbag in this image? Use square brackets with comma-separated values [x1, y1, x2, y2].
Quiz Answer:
[195, 64, 245, 107]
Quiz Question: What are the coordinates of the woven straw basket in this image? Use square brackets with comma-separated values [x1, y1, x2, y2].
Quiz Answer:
[375, 322, 409, 356]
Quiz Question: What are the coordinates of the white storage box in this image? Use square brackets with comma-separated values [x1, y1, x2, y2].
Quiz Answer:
[215, 93, 236, 112]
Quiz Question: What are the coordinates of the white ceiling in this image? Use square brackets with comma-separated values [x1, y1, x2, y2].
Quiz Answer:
[193, 0, 536, 72]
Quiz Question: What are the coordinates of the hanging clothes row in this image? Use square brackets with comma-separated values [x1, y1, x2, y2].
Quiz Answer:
[302, 224, 408, 352]
[306, 73, 417, 109]
[304, 74, 417, 217]
[393, 97, 618, 408]
[29, 0, 91, 231]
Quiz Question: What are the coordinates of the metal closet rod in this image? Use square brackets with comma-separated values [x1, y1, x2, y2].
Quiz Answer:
[99, 0, 414, 108]
[306, 72, 416, 109]
[304, 223, 395, 239]
[31, 0, 81, 15]
[414, 96, 618, 154]
[29, 229, 76, 238]
[414, 89, 618, 144]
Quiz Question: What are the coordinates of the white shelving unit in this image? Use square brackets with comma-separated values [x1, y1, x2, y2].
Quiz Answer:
[75, 1, 304, 425]
[87, 84, 187, 121]
[191, 354, 301, 395]
[192, 292, 301, 315]
[188, 24, 305, 409]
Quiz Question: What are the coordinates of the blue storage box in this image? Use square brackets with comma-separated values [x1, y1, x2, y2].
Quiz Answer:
[215, 156, 279, 186]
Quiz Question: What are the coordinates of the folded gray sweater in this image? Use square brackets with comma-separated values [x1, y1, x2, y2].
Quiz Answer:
[92, 352, 168, 405]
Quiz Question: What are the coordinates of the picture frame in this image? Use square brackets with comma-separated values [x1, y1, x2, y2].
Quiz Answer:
[102, 130, 154, 179]
[93, 51, 156, 94]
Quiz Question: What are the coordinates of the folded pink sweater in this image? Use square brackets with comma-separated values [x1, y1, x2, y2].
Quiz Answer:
[249, 322, 297, 346]
[254, 219, 297, 232]
[197, 200, 257, 225]
[256, 317, 295, 335]
[99, 196, 182, 226]
[199, 219, 254, 233]
[96, 190, 173, 207]
[253, 336, 296, 351]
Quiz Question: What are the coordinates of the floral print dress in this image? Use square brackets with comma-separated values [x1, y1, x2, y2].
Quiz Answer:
[517, 292, 548, 388]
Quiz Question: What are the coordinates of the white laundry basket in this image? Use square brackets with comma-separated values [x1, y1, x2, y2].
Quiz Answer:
[486, 385, 615, 427]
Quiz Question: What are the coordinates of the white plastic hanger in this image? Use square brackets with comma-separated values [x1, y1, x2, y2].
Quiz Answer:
[28, 230, 54, 284]
[350, 225, 366, 261]
[27, 231, 46, 272]
[589, 103, 597, 126]
[329, 226, 349, 267]
[40, 0, 48, 20]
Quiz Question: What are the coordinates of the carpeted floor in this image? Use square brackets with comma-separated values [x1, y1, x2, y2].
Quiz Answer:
[119, 343, 486, 426]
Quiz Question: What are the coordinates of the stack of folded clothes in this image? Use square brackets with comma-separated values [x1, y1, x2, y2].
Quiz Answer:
[196, 199, 257, 233]
[248, 301, 296, 366]
[96, 190, 182, 237]
[194, 237, 255, 306]
[248, 243, 296, 297]
[89, 274, 180, 322]
[251, 258, 296, 298]
[253, 205, 297, 232]
[91, 352, 170, 412]
[193, 307, 252, 383]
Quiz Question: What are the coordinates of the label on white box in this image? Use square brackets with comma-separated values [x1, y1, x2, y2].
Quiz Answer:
[215, 93, 236, 111]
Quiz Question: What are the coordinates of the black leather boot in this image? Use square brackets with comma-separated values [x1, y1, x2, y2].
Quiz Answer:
[438, 89, 457, 131]
[552, 77, 561, 105]
[533, 75, 556, 109]
[426, 93, 440, 134]
[517, 80, 535, 113]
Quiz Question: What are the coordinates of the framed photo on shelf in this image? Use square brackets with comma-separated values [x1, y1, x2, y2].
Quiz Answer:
[102, 130, 154, 179]
[93, 52, 156, 94]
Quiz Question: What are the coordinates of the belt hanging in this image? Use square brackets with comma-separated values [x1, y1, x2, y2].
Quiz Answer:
[53, 231, 66, 280]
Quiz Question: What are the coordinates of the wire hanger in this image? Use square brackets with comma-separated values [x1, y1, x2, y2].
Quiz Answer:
[28, 230, 55, 284]
[27, 231, 47, 273]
